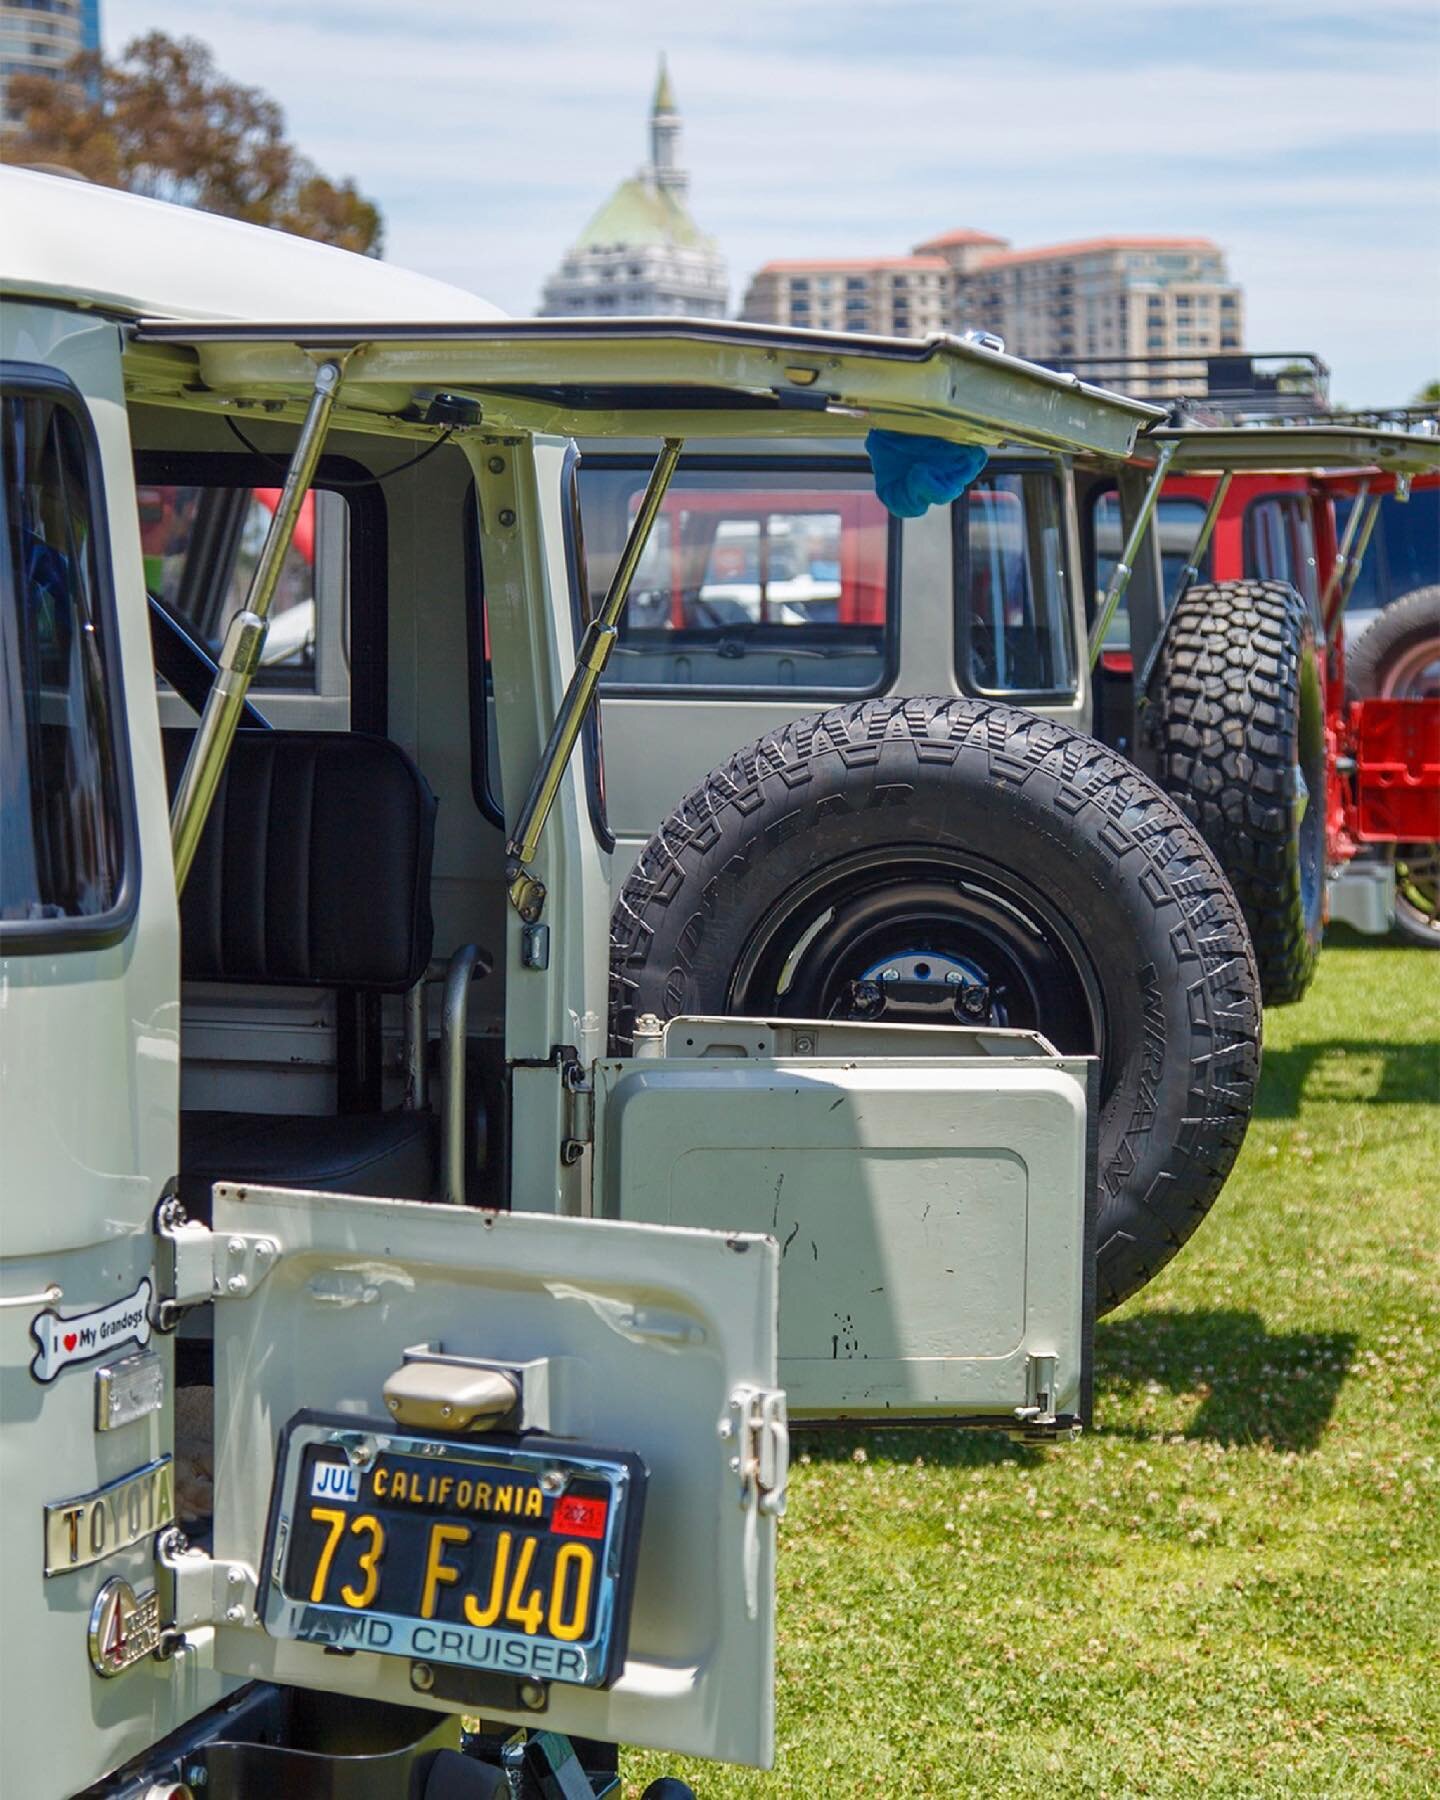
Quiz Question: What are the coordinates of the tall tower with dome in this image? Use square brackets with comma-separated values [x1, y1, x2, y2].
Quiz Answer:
[538, 58, 728, 318]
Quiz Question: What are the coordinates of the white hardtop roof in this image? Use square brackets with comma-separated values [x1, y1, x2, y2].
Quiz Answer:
[0, 167, 503, 325]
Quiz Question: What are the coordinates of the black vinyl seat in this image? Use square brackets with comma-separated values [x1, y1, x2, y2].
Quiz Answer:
[178, 1109, 435, 1219]
[165, 730, 439, 1223]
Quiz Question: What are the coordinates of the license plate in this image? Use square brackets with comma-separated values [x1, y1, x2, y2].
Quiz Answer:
[261, 1413, 645, 1690]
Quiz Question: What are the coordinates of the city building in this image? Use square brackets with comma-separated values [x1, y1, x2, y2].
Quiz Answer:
[741, 255, 949, 338]
[0, 0, 95, 132]
[538, 57, 727, 319]
[962, 236, 1244, 391]
[742, 228, 1245, 391]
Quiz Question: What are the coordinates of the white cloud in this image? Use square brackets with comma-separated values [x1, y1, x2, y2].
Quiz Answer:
[103, 0, 1440, 400]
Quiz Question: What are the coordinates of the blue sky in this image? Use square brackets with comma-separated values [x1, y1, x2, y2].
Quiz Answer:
[106, 0, 1439, 402]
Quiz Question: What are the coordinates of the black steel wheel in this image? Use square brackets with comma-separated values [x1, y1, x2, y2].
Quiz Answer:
[726, 854, 1103, 1055]
[611, 697, 1261, 1315]
[1152, 578, 1326, 1006]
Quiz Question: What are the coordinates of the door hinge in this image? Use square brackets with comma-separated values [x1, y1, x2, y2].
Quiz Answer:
[155, 1527, 258, 1648]
[1013, 1352, 1079, 1441]
[560, 1055, 594, 1166]
[723, 1384, 789, 1622]
[154, 1192, 278, 1329]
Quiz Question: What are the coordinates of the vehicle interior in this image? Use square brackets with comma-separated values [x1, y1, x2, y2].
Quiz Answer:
[130, 403, 517, 1256]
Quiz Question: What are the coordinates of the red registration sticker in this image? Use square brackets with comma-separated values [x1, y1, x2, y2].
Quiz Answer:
[552, 1495, 608, 1540]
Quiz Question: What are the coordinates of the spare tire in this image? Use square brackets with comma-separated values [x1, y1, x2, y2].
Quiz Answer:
[1347, 584, 1440, 701]
[1152, 579, 1326, 1006]
[610, 697, 1261, 1315]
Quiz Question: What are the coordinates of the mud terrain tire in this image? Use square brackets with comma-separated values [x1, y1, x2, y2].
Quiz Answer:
[611, 698, 1261, 1315]
[1347, 584, 1440, 700]
[1152, 579, 1325, 1006]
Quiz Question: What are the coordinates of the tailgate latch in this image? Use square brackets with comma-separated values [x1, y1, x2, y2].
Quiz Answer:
[723, 1385, 789, 1621]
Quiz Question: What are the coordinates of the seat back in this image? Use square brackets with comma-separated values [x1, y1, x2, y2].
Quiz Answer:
[163, 731, 436, 992]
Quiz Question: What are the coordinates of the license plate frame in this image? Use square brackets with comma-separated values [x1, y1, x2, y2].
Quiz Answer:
[259, 1411, 646, 1691]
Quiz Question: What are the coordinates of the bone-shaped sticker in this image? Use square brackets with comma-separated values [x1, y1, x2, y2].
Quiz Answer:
[30, 1279, 153, 1384]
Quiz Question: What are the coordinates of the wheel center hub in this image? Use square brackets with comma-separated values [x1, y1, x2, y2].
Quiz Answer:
[849, 948, 997, 1023]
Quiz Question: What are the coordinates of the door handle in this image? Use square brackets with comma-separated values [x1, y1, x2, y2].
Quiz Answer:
[0, 1283, 62, 1309]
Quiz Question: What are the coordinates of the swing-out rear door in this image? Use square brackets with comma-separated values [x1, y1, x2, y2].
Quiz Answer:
[207, 1186, 784, 1769]
[595, 1019, 1096, 1430]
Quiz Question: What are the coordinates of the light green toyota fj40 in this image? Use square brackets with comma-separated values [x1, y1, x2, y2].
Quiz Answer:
[3, 167, 1248, 1797]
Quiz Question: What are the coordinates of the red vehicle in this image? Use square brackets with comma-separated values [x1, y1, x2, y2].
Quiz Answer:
[623, 485, 888, 629]
[1088, 445, 1439, 957]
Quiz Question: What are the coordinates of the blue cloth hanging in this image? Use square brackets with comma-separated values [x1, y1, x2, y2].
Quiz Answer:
[865, 429, 989, 518]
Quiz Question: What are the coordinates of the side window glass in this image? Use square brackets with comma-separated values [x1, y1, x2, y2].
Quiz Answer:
[1288, 501, 1320, 611]
[1374, 488, 1439, 607]
[959, 471, 1075, 693]
[577, 463, 892, 693]
[1089, 491, 1207, 651]
[2, 386, 131, 938]
[138, 482, 335, 691]
[1247, 496, 1293, 587]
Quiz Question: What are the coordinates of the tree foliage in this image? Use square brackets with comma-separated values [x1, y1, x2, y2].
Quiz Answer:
[2, 33, 382, 255]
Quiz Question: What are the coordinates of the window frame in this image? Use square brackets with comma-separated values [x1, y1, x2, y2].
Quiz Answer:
[562, 444, 615, 850]
[576, 452, 901, 703]
[1080, 477, 1215, 632]
[1, 362, 141, 956]
[1242, 490, 1320, 615]
[132, 449, 388, 733]
[953, 458, 1078, 705]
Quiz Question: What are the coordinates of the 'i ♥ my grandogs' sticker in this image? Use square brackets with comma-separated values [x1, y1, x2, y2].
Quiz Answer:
[30, 1279, 153, 1384]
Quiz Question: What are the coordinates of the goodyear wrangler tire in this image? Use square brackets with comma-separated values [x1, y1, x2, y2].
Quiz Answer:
[610, 698, 1261, 1315]
[1153, 579, 1326, 1006]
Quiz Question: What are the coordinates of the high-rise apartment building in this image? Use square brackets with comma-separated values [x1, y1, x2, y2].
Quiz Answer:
[742, 228, 1244, 390]
[539, 59, 727, 319]
[741, 254, 950, 338]
[963, 236, 1244, 388]
[1, 0, 93, 131]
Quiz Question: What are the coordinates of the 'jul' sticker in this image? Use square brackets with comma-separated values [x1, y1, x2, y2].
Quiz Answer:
[30, 1279, 153, 1384]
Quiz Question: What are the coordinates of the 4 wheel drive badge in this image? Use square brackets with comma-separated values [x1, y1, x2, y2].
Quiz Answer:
[30, 1277, 152, 1383]
[88, 1577, 161, 1677]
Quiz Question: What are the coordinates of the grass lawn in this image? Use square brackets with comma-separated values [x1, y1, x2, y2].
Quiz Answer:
[627, 932, 1439, 1798]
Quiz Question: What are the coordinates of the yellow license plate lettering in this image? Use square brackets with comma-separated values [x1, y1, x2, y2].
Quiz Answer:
[308, 1507, 349, 1604]
[340, 1512, 386, 1610]
[420, 1522, 471, 1619]
[463, 1528, 511, 1629]
[547, 1541, 595, 1642]
[504, 1533, 545, 1635]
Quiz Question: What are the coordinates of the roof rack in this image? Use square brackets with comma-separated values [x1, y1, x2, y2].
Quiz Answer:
[1036, 350, 1331, 413]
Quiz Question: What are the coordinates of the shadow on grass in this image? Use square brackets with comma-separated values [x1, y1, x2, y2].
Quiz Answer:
[792, 1311, 1357, 1466]
[1095, 1309, 1357, 1452]
[791, 1424, 1047, 1471]
[1254, 1039, 1438, 1118]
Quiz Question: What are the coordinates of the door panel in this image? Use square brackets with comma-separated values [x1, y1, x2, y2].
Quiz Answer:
[211, 1186, 782, 1769]
[596, 1043, 1093, 1426]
